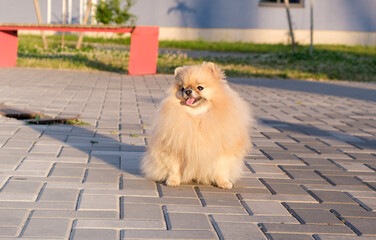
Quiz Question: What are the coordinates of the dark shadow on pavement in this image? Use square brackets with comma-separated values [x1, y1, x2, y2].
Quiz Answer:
[31, 123, 146, 176]
[2, 102, 146, 176]
[259, 118, 376, 150]
[228, 78, 376, 102]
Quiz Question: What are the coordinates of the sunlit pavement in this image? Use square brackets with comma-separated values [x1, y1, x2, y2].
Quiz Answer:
[0, 68, 375, 239]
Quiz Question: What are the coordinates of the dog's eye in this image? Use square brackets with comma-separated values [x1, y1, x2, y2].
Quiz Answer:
[181, 87, 184, 92]
[197, 86, 204, 91]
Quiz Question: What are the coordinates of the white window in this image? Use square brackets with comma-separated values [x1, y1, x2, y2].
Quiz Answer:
[259, 0, 304, 7]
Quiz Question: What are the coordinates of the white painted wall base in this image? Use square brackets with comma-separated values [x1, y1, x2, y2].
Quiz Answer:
[20, 27, 376, 46]
[159, 27, 376, 46]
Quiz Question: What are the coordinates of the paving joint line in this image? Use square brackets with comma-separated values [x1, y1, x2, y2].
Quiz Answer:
[194, 186, 207, 207]
[208, 215, 223, 240]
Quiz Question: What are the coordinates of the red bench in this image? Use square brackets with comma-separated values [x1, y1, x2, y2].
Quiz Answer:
[0, 24, 159, 75]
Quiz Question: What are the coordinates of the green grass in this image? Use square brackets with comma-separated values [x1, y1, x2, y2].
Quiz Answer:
[64, 119, 91, 125]
[20, 34, 131, 46]
[17, 34, 376, 82]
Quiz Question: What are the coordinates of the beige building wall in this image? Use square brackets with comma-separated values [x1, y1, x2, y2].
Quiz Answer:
[158, 27, 376, 46]
[20, 28, 376, 46]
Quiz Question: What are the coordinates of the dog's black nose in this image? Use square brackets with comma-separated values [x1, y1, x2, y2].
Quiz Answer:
[184, 89, 192, 96]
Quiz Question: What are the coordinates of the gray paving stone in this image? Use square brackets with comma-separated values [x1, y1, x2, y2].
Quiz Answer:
[198, 185, 270, 194]
[71, 229, 118, 240]
[291, 209, 343, 225]
[22, 218, 71, 238]
[0, 200, 76, 210]
[54, 156, 89, 163]
[75, 219, 164, 229]
[38, 134, 68, 143]
[165, 206, 247, 215]
[0, 175, 8, 187]
[246, 159, 305, 166]
[332, 208, 376, 219]
[283, 203, 367, 213]
[356, 175, 376, 183]
[0, 193, 37, 201]
[85, 169, 119, 184]
[122, 179, 158, 196]
[212, 214, 298, 224]
[309, 190, 357, 204]
[345, 218, 376, 235]
[199, 192, 241, 207]
[49, 166, 86, 178]
[320, 175, 365, 186]
[261, 223, 354, 235]
[58, 146, 90, 158]
[39, 188, 79, 202]
[158, 185, 197, 198]
[334, 161, 374, 172]
[120, 152, 144, 161]
[1, 180, 43, 194]
[0, 227, 18, 237]
[29, 144, 62, 155]
[0, 148, 28, 156]
[119, 123, 143, 131]
[2, 139, 34, 149]
[90, 142, 120, 151]
[122, 229, 216, 239]
[281, 165, 342, 171]
[0, 209, 29, 227]
[90, 155, 120, 166]
[302, 184, 370, 192]
[366, 182, 376, 191]
[123, 196, 201, 206]
[16, 161, 53, 173]
[168, 213, 212, 230]
[119, 159, 141, 175]
[297, 158, 337, 166]
[214, 222, 266, 240]
[248, 164, 285, 174]
[262, 181, 309, 195]
[79, 195, 118, 211]
[32, 210, 118, 219]
[355, 198, 376, 211]
[120, 135, 145, 145]
[240, 193, 317, 203]
[282, 169, 324, 180]
[55, 162, 115, 170]
[315, 235, 376, 240]
[123, 203, 163, 220]
[244, 201, 291, 216]
[0, 156, 23, 169]
[266, 233, 314, 240]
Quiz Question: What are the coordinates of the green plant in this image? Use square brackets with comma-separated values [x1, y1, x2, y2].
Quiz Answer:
[95, 0, 137, 26]
[65, 119, 90, 125]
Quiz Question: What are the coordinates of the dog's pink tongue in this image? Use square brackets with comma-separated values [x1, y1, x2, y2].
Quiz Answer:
[186, 98, 196, 106]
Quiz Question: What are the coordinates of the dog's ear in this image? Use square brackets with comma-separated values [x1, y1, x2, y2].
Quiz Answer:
[174, 67, 184, 78]
[202, 62, 225, 79]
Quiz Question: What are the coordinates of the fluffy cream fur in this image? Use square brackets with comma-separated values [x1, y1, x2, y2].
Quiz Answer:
[141, 62, 252, 189]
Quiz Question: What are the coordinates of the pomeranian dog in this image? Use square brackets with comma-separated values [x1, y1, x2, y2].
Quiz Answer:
[141, 62, 251, 189]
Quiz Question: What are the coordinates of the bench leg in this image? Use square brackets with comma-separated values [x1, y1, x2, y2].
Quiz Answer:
[0, 31, 18, 67]
[128, 26, 159, 75]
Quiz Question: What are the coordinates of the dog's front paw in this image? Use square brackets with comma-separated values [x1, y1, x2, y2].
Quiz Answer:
[166, 176, 181, 187]
[217, 181, 233, 189]
[216, 177, 233, 189]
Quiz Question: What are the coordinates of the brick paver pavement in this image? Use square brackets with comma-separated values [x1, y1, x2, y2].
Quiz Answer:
[0, 68, 375, 239]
